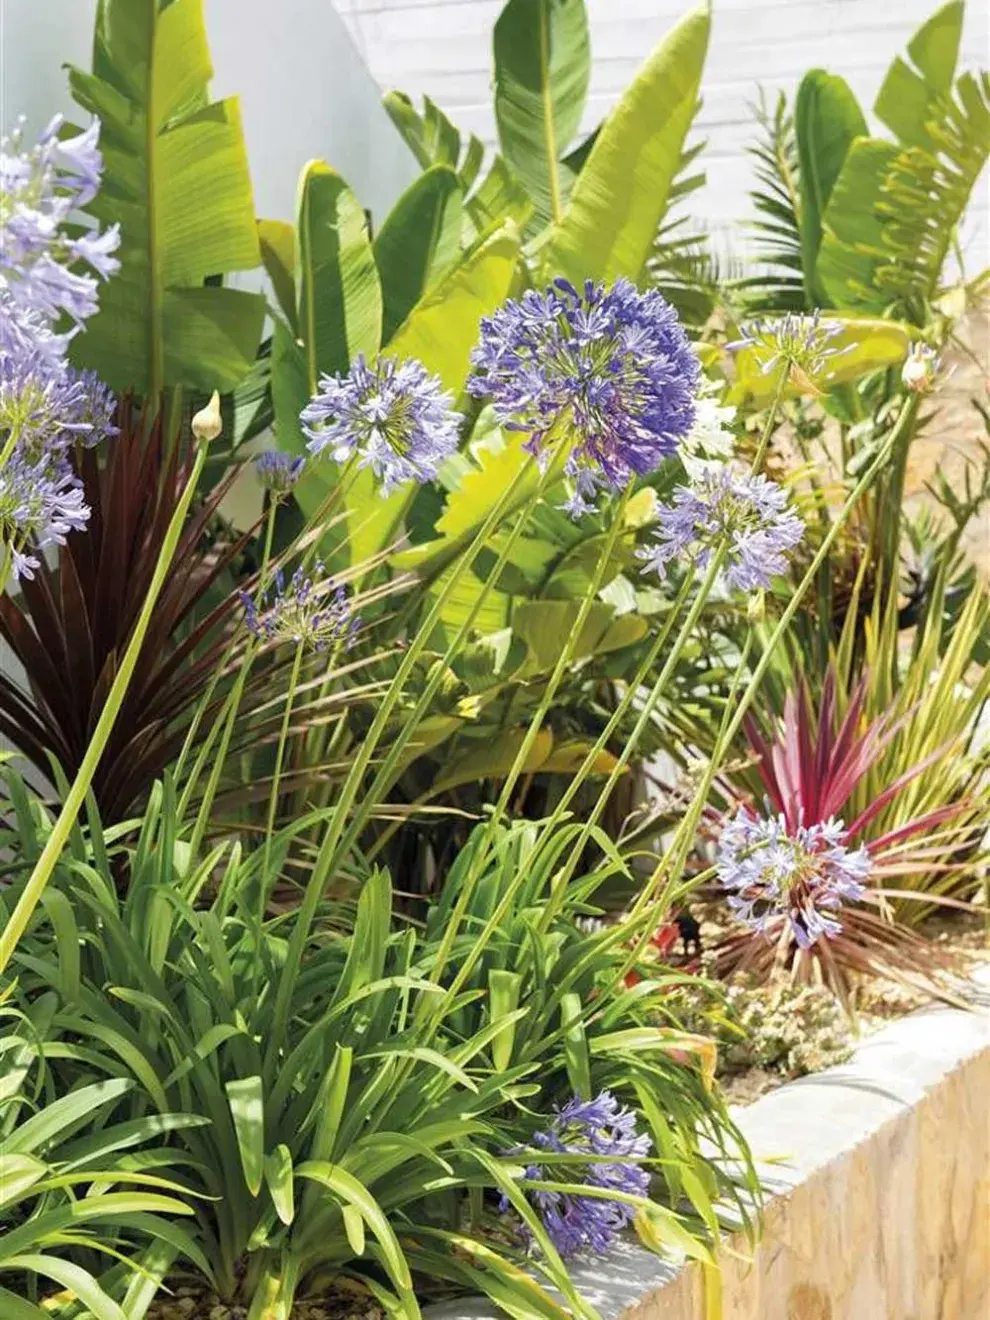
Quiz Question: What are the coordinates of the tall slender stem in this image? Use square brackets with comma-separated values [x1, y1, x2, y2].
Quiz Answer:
[0, 440, 210, 975]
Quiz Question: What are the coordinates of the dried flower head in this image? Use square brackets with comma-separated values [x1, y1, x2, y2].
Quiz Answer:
[468, 278, 699, 516]
[301, 354, 462, 494]
[241, 563, 359, 652]
[501, 1091, 651, 1258]
[638, 466, 803, 592]
[716, 809, 871, 949]
[731, 311, 844, 392]
[901, 342, 941, 395]
[255, 449, 305, 498]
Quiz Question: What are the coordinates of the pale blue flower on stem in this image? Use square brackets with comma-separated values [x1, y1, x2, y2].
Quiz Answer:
[638, 466, 803, 593]
[240, 562, 360, 652]
[301, 354, 462, 495]
[469, 278, 699, 517]
[716, 809, 871, 949]
[729, 311, 844, 390]
[1, 113, 119, 331]
[500, 1090, 651, 1258]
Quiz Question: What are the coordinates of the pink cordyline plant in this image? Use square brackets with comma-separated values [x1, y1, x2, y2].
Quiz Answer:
[710, 669, 976, 997]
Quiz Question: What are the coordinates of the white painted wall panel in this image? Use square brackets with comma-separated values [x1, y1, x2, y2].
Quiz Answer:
[0, 0, 417, 224]
[336, 0, 990, 264]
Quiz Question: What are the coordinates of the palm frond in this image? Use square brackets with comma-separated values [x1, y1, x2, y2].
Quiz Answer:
[738, 90, 806, 313]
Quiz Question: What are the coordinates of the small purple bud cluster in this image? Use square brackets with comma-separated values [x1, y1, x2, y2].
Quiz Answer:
[241, 563, 360, 652]
[254, 449, 306, 498]
[0, 114, 119, 583]
[717, 810, 871, 949]
[469, 278, 699, 516]
[502, 1091, 651, 1258]
[301, 354, 462, 494]
[638, 466, 803, 592]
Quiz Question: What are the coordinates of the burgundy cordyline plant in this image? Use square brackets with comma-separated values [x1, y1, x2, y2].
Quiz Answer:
[712, 670, 975, 993]
[501, 1091, 651, 1258]
[468, 277, 700, 515]
[0, 113, 119, 582]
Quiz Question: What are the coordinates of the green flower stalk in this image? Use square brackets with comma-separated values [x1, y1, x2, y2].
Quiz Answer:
[0, 407, 216, 976]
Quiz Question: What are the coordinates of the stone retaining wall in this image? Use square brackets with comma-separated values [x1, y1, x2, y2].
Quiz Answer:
[430, 971, 990, 1320]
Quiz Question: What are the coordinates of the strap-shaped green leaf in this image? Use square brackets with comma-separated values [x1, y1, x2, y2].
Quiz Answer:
[875, 0, 964, 146]
[68, 0, 265, 396]
[374, 166, 463, 343]
[542, 3, 710, 286]
[794, 71, 866, 306]
[295, 161, 382, 392]
[493, 0, 591, 226]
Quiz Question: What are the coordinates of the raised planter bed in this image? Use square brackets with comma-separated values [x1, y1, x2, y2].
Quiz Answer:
[430, 968, 990, 1320]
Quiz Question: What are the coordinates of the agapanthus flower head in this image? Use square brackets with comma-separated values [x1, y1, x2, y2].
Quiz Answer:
[717, 809, 871, 949]
[500, 1090, 651, 1259]
[638, 465, 803, 592]
[301, 354, 462, 495]
[241, 563, 359, 652]
[731, 311, 844, 392]
[0, 449, 90, 582]
[255, 449, 305, 497]
[901, 342, 941, 395]
[1, 113, 119, 333]
[468, 278, 699, 517]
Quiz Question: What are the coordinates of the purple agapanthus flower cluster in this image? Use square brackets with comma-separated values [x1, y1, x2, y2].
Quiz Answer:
[301, 354, 462, 495]
[468, 278, 699, 517]
[0, 114, 119, 583]
[241, 563, 360, 652]
[254, 449, 306, 498]
[501, 1091, 651, 1258]
[717, 809, 871, 949]
[638, 466, 803, 592]
[1, 114, 120, 331]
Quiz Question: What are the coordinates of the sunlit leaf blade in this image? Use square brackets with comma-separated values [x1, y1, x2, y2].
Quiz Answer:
[68, 0, 265, 395]
[374, 166, 463, 343]
[493, 0, 591, 226]
[542, 3, 710, 285]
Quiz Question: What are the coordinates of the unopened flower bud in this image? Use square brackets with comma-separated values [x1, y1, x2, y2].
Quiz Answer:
[747, 590, 766, 623]
[192, 390, 223, 442]
[901, 343, 939, 396]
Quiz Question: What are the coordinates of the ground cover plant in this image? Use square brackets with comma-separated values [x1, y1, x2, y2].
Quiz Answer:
[0, 0, 987, 1317]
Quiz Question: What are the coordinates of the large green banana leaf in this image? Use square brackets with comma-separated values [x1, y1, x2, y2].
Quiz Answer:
[541, 3, 710, 286]
[493, 0, 591, 227]
[68, 0, 265, 396]
[816, 4, 988, 317]
[794, 71, 866, 306]
[874, 0, 963, 148]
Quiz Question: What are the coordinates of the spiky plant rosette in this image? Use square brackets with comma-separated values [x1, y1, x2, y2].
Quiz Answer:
[708, 671, 979, 995]
[469, 277, 700, 516]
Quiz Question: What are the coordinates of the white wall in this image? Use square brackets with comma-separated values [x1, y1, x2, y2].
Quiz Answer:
[0, 0, 417, 224]
[335, 0, 990, 266]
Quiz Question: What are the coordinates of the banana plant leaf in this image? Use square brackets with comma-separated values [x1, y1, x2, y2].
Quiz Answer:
[67, 0, 265, 396]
